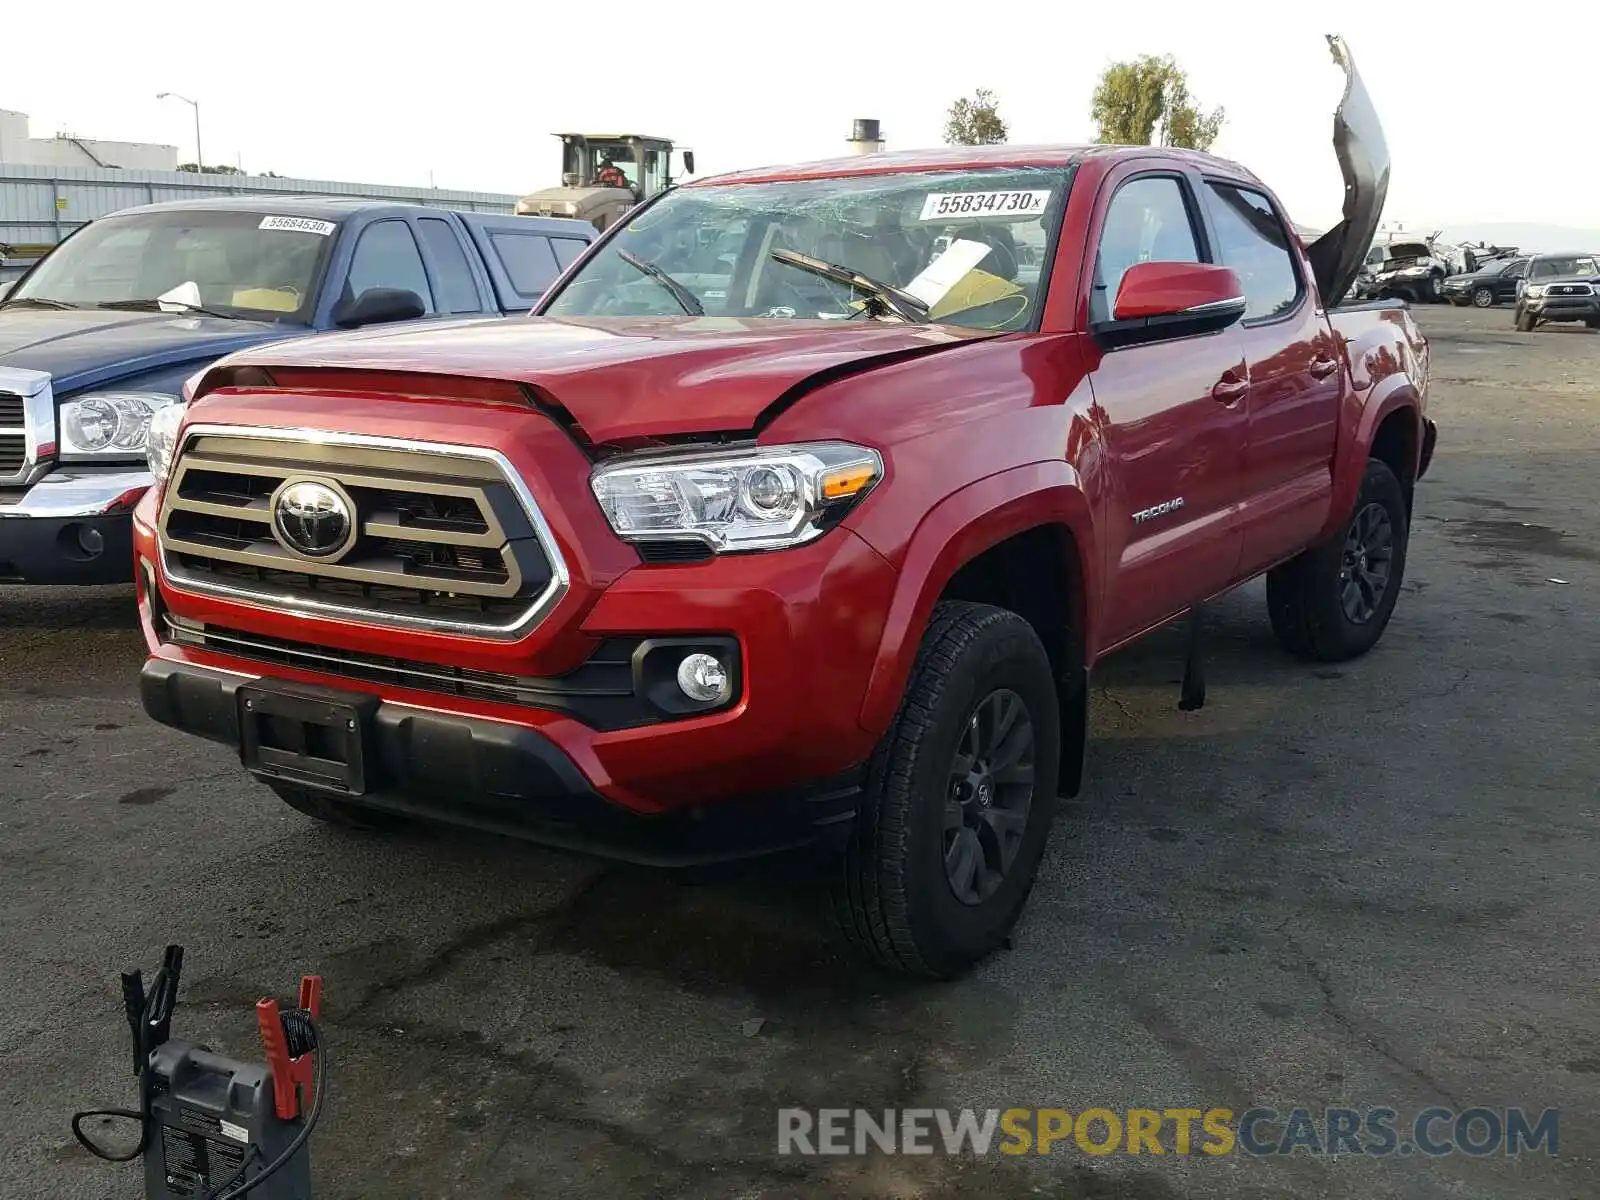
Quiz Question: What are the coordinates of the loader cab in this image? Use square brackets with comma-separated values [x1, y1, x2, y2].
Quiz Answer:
[520, 133, 696, 231]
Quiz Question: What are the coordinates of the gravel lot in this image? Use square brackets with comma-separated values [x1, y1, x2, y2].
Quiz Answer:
[3, 303, 1596, 1199]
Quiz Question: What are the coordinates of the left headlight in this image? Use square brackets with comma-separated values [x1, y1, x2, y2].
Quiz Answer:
[590, 441, 883, 553]
[1523, 284, 1546, 299]
[58, 391, 180, 463]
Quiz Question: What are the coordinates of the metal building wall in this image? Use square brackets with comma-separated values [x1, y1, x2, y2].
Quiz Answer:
[0, 164, 519, 248]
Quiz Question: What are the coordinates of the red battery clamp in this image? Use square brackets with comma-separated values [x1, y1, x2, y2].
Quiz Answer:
[257, 975, 324, 1120]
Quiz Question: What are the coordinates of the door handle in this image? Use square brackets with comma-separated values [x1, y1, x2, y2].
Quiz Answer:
[1212, 373, 1249, 404]
[1309, 354, 1341, 379]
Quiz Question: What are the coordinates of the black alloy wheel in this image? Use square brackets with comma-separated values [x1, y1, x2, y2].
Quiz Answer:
[1339, 501, 1395, 625]
[944, 688, 1035, 906]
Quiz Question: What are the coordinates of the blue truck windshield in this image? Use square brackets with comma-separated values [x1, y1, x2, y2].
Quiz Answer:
[10, 210, 335, 323]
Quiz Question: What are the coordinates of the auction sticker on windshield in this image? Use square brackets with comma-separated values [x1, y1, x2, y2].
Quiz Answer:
[919, 191, 1051, 221]
[259, 215, 337, 236]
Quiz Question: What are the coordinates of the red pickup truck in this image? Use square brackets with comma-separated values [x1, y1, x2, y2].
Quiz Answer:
[135, 38, 1433, 976]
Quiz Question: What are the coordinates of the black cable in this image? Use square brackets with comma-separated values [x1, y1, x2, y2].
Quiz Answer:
[206, 1012, 327, 1200]
[69, 1107, 146, 1162]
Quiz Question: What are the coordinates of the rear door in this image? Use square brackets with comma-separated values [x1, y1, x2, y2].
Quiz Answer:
[1084, 168, 1248, 649]
[461, 216, 595, 312]
[1201, 179, 1343, 575]
[414, 216, 490, 316]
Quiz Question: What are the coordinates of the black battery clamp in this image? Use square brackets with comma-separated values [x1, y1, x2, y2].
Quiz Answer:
[72, 945, 325, 1199]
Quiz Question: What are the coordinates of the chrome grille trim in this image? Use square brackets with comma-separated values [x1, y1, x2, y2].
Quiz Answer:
[156, 424, 571, 640]
[0, 368, 55, 487]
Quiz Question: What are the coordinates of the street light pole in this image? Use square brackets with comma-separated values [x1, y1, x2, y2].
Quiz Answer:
[156, 92, 202, 171]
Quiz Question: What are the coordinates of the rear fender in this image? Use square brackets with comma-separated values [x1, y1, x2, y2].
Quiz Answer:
[1320, 376, 1420, 543]
[857, 461, 1095, 737]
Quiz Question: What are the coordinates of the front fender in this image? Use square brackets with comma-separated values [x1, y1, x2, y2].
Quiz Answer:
[856, 460, 1096, 736]
[1320, 373, 1422, 543]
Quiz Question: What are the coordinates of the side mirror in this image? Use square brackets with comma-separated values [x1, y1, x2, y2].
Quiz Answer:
[333, 286, 426, 329]
[682, 150, 696, 176]
[1093, 261, 1247, 349]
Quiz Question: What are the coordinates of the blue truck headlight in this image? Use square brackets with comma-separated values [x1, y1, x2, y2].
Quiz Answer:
[59, 391, 180, 463]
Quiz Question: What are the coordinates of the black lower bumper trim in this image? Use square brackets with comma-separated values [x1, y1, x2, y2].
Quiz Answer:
[140, 658, 861, 866]
[1419, 419, 1438, 480]
[0, 511, 134, 584]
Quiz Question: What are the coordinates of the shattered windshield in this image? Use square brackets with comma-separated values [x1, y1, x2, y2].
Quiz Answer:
[7, 209, 335, 322]
[541, 166, 1073, 332]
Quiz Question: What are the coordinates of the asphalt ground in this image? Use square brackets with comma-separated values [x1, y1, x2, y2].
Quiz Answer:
[2, 301, 1596, 1199]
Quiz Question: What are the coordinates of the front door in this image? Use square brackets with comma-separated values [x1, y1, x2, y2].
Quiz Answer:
[1199, 180, 1343, 574]
[1085, 171, 1248, 650]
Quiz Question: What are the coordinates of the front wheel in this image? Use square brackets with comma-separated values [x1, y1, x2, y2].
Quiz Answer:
[1515, 307, 1537, 332]
[1472, 286, 1495, 308]
[1266, 459, 1410, 663]
[1427, 273, 1444, 302]
[833, 602, 1061, 978]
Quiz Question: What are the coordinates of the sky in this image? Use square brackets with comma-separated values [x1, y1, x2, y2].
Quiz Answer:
[8, 0, 1599, 241]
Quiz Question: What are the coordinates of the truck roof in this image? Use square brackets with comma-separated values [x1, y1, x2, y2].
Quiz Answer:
[100, 196, 526, 222]
[693, 143, 1262, 188]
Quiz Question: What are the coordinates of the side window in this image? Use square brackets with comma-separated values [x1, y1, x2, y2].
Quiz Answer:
[346, 220, 434, 312]
[417, 219, 482, 314]
[551, 237, 589, 271]
[491, 233, 560, 297]
[1092, 176, 1201, 323]
[1203, 182, 1302, 321]
[1503, 260, 1528, 278]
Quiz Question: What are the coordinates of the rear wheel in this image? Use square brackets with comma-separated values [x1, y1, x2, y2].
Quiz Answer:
[833, 602, 1061, 978]
[1472, 286, 1495, 308]
[1267, 459, 1410, 663]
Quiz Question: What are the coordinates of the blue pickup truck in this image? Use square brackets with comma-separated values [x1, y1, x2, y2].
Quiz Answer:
[0, 196, 594, 584]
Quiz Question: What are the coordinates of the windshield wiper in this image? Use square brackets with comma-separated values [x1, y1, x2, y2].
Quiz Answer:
[0, 296, 77, 310]
[769, 248, 930, 324]
[95, 298, 238, 320]
[616, 249, 703, 316]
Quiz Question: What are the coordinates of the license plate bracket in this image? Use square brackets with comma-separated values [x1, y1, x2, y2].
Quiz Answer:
[237, 683, 378, 795]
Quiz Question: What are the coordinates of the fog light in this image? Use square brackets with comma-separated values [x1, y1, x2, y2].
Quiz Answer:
[78, 525, 105, 557]
[676, 652, 731, 704]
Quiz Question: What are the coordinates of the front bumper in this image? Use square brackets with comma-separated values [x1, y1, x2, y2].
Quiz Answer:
[1521, 296, 1600, 322]
[0, 470, 151, 583]
[135, 491, 897, 819]
[139, 656, 863, 865]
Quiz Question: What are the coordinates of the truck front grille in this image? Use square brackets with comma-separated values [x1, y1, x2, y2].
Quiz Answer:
[0, 393, 24, 428]
[0, 436, 22, 476]
[156, 426, 569, 638]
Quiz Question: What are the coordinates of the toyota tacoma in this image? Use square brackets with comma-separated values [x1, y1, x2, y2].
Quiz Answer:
[136, 37, 1435, 977]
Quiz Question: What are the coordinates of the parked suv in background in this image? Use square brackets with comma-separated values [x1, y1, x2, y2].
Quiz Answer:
[1443, 256, 1528, 308]
[1513, 253, 1600, 331]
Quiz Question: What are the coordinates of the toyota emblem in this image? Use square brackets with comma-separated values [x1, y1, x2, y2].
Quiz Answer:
[272, 480, 355, 559]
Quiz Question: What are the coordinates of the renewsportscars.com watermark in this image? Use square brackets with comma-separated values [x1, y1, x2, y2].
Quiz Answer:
[777, 1106, 1559, 1158]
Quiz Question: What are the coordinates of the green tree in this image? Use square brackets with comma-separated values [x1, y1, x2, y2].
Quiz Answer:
[1089, 54, 1224, 151]
[944, 89, 1009, 146]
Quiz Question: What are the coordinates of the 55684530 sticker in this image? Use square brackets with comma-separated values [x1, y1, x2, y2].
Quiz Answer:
[919, 190, 1051, 221]
[259, 215, 337, 236]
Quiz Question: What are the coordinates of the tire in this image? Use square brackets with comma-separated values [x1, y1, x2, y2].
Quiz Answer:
[1472, 287, 1495, 308]
[1585, 318, 1600, 330]
[1427, 273, 1444, 302]
[1515, 307, 1537, 332]
[267, 781, 407, 831]
[1266, 459, 1410, 663]
[832, 602, 1062, 978]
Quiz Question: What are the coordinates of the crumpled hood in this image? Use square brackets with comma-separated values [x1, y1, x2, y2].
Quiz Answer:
[0, 307, 302, 393]
[218, 314, 1000, 443]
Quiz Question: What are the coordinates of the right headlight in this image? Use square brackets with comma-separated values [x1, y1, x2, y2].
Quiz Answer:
[590, 441, 883, 553]
[146, 402, 188, 484]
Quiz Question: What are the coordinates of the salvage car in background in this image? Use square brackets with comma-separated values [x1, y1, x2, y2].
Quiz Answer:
[1513, 252, 1600, 331]
[1444, 255, 1529, 307]
[1361, 239, 1452, 303]
[0, 199, 593, 585]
